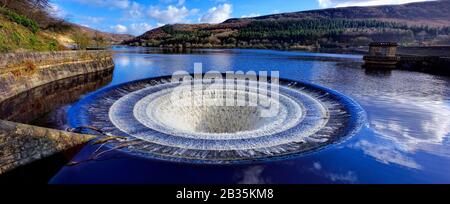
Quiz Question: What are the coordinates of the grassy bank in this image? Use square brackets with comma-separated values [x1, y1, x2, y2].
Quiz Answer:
[0, 8, 61, 53]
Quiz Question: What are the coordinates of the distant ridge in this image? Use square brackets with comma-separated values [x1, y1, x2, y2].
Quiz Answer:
[72, 24, 134, 45]
[234, 0, 450, 26]
[126, 0, 450, 49]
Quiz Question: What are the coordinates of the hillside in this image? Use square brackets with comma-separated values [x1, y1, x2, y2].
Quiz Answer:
[0, 8, 59, 52]
[0, 5, 132, 53]
[243, 0, 450, 26]
[126, 0, 450, 50]
[69, 24, 133, 46]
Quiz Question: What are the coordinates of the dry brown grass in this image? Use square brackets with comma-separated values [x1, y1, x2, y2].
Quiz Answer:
[10, 60, 37, 77]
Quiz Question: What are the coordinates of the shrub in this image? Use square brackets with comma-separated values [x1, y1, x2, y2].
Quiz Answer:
[11, 32, 21, 45]
[1, 8, 39, 33]
[48, 39, 58, 51]
[0, 43, 9, 52]
[29, 34, 38, 46]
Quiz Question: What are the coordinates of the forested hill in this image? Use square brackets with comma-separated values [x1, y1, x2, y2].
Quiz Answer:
[236, 0, 450, 26]
[126, 0, 450, 50]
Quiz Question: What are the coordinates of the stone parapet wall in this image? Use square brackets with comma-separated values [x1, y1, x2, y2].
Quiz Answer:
[0, 51, 114, 102]
[397, 46, 450, 57]
[0, 51, 114, 175]
[0, 69, 113, 124]
[0, 51, 112, 72]
[398, 55, 450, 76]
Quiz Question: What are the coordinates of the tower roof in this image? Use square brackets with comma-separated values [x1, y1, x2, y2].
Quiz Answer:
[369, 42, 398, 47]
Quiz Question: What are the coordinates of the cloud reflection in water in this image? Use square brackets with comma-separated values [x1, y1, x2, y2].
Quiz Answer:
[369, 96, 450, 157]
[311, 162, 358, 183]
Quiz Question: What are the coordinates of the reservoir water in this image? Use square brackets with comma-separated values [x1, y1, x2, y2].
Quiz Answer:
[42, 47, 450, 183]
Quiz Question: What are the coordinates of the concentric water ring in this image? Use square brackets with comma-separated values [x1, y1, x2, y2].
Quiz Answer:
[69, 75, 366, 164]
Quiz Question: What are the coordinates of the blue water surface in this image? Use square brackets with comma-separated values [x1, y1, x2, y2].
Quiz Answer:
[51, 47, 450, 184]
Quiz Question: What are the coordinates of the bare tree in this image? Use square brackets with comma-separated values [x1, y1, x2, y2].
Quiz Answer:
[1, 0, 57, 29]
[73, 32, 91, 50]
[1, 0, 48, 10]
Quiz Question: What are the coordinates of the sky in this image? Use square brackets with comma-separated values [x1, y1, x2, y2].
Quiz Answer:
[49, 0, 434, 36]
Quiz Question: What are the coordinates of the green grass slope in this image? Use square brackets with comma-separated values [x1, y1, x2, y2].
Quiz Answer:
[0, 8, 59, 52]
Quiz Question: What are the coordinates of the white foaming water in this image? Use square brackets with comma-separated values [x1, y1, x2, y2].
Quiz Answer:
[129, 83, 306, 139]
[72, 77, 365, 163]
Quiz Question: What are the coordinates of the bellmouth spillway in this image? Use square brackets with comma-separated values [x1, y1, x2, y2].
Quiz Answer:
[68, 75, 366, 164]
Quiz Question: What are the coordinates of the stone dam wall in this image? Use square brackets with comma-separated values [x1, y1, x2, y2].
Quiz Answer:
[361, 46, 450, 76]
[0, 51, 114, 174]
[397, 56, 450, 76]
[0, 51, 113, 102]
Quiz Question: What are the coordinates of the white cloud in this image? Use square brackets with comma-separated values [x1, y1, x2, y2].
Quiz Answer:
[160, 0, 186, 5]
[129, 23, 153, 35]
[74, 0, 130, 9]
[127, 2, 144, 18]
[83, 16, 104, 24]
[112, 24, 128, 33]
[200, 3, 232, 24]
[317, 0, 434, 8]
[148, 5, 195, 24]
[241, 13, 260, 18]
[48, 3, 68, 18]
[110, 0, 130, 9]
[317, 0, 333, 7]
